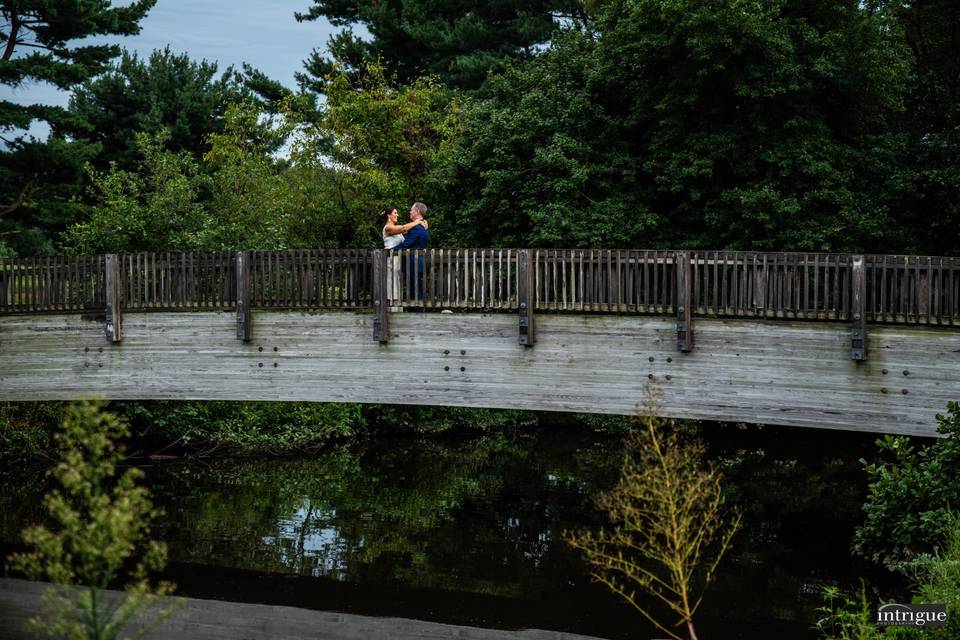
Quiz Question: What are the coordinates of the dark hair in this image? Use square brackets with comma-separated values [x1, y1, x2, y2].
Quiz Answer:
[379, 205, 398, 223]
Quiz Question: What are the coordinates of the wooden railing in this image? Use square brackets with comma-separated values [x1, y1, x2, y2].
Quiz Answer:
[2, 250, 959, 326]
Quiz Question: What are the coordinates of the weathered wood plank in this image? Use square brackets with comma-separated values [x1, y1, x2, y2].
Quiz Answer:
[372, 249, 388, 343]
[236, 251, 252, 342]
[104, 254, 122, 342]
[517, 249, 535, 347]
[2, 311, 956, 437]
[675, 251, 693, 352]
[851, 255, 867, 361]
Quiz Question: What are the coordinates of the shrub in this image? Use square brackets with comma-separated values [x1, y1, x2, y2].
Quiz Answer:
[8, 401, 176, 638]
[854, 402, 960, 567]
[565, 410, 740, 640]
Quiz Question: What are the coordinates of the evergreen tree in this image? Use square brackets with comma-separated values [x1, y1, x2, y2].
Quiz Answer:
[294, 0, 585, 93]
[67, 47, 252, 171]
[0, 0, 155, 255]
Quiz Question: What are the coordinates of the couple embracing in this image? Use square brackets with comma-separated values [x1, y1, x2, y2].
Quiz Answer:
[380, 202, 429, 250]
[379, 202, 430, 308]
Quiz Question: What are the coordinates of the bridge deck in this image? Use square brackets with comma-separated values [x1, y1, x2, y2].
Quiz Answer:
[1, 310, 955, 437]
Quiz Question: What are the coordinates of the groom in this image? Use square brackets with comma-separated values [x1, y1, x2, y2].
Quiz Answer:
[399, 202, 429, 306]
[399, 202, 429, 249]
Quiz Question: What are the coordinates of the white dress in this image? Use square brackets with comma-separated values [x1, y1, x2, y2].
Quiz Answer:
[382, 225, 403, 305]
[382, 225, 404, 249]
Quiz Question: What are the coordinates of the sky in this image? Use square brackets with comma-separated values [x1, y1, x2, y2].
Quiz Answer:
[1, 0, 350, 139]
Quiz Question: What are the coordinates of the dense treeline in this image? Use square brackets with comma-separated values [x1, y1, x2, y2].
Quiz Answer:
[1, 0, 957, 257]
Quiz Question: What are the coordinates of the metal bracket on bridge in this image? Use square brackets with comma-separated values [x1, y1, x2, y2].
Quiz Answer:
[850, 255, 867, 361]
[236, 251, 252, 342]
[517, 249, 536, 347]
[372, 249, 389, 343]
[675, 251, 694, 352]
[104, 254, 122, 343]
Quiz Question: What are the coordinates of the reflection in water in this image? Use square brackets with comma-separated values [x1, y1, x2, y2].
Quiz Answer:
[0, 426, 900, 639]
[261, 500, 348, 578]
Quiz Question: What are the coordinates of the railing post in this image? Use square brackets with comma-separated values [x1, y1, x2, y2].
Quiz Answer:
[753, 254, 767, 316]
[518, 249, 536, 347]
[236, 250, 252, 342]
[104, 254, 122, 342]
[851, 254, 867, 361]
[372, 249, 389, 343]
[675, 251, 694, 352]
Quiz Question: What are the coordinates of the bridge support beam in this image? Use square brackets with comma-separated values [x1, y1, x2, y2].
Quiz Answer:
[104, 254, 122, 343]
[675, 251, 693, 352]
[851, 255, 867, 361]
[236, 251, 252, 342]
[517, 249, 536, 347]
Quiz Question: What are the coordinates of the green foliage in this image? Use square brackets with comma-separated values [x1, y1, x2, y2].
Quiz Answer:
[201, 102, 305, 250]
[66, 61, 458, 253]
[854, 403, 960, 568]
[908, 519, 960, 638]
[816, 582, 889, 640]
[436, 0, 913, 251]
[818, 518, 960, 640]
[64, 132, 210, 254]
[295, 0, 582, 93]
[117, 400, 365, 454]
[363, 404, 538, 434]
[433, 29, 644, 247]
[293, 61, 459, 245]
[888, 0, 960, 256]
[67, 47, 253, 171]
[0, 401, 63, 464]
[7, 401, 176, 639]
[0, 0, 156, 256]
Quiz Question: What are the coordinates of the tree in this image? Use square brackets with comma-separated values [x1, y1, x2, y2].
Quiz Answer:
[436, 0, 913, 251]
[67, 47, 252, 171]
[8, 401, 175, 639]
[0, 0, 156, 255]
[432, 29, 647, 248]
[305, 60, 457, 243]
[63, 131, 211, 254]
[565, 408, 740, 640]
[294, 0, 585, 94]
[888, 0, 960, 256]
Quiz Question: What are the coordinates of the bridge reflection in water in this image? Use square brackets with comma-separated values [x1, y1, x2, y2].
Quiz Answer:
[1, 249, 958, 436]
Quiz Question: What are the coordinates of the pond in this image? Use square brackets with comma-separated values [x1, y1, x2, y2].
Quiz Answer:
[0, 422, 901, 639]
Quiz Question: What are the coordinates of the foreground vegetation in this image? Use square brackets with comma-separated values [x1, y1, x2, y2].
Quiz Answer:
[7, 402, 176, 639]
[566, 409, 740, 640]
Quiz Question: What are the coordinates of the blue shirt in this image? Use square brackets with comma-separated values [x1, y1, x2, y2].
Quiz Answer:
[399, 224, 429, 249]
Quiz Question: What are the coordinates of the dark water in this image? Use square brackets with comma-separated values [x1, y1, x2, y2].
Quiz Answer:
[0, 424, 902, 639]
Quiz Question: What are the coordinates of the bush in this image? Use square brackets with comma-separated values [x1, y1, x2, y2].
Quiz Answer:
[117, 400, 365, 454]
[0, 402, 64, 463]
[854, 402, 960, 567]
[363, 404, 539, 434]
[8, 401, 176, 639]
[818, 516, 960, 640]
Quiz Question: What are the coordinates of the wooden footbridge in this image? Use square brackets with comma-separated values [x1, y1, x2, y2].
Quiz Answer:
[2, 250, 958, 436]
